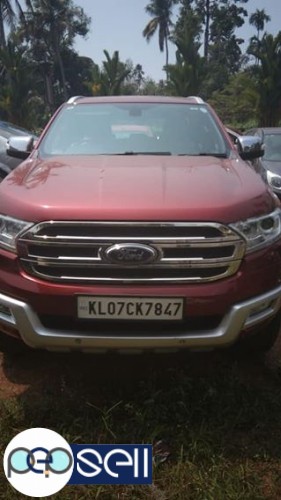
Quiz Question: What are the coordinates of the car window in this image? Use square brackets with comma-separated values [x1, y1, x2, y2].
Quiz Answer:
[39, 103, 229, 157]
[263, 134, 281, 161]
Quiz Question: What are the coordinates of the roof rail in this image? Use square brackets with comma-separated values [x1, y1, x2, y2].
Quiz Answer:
[67, 96, 84, 104]
[187, 96, 205, 104]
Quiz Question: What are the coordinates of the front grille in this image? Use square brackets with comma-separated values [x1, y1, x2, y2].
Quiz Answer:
[18, 221, 245, 284]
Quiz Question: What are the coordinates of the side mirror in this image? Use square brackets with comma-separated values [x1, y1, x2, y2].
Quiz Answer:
[237, 136, 264, 161]
[6, 135, 35, 160]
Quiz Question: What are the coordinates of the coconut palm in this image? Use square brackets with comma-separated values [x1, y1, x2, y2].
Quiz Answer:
[91, 50, 131, 96]
[0, 0, 32, 48]
[249, 9, 271, 41]
[143, 0, 176, 69]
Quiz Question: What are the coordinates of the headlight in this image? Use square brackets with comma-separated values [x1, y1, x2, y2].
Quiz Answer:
[266, 170, 281, 190]
[230, 209, 281, 253]
[0, 215, 33, 252]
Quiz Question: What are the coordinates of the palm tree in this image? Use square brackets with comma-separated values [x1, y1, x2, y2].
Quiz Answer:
[91, 51, 131, 96]
[0, 1, 21, 48]
[249, 9, 271, 41]
[0, 0, 32, 48]
[143, 0, 175, 70]
[248, 32, 281, 126]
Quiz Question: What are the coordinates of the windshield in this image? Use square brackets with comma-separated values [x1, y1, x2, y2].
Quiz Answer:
[263, 133, 281, 161]
[40, 102, 228, 157]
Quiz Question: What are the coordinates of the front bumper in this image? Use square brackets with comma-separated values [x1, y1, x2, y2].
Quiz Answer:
[1, 285, 281, 352]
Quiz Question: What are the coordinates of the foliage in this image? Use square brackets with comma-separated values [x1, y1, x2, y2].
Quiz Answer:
[0, 41, 42, 128]
[209, 71, 259, 130]
[58, 50, 95, 97]
[0, 0, 91, 127]
[143, 0, 177, 68]
[249, 9, 271, 41]
[172, 1, 249, 97]
[0, 0, 280, 130]
[20, 0, 90, 103]
[167, 14, 205, 96]
[141, 77, 167, 95]
[89, 50, 132, 96]
[0, 0, 31, 48]
[247, 32, 281, 126]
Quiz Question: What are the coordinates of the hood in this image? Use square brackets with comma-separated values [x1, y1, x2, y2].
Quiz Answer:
[0, 154, 274, 223]
[261, 159, 281, 176]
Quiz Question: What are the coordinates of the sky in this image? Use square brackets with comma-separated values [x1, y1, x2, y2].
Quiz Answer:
[74, 0, 281, 81]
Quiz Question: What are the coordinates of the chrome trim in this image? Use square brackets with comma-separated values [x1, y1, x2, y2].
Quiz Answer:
[67, 96, 84, 104]
[102, 243, 159, 265]
[22, 220, 237, 231]
[21, 260, 240, 284]
[18, 221, 246, 284]
[0, 285, 280, 351]
[187, 96, 205, 104]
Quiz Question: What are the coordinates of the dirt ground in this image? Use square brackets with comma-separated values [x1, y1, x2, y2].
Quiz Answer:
[0, 331, 280, 400]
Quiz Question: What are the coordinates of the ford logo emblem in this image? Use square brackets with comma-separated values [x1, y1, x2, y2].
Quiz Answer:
[102, 243, 158, 265]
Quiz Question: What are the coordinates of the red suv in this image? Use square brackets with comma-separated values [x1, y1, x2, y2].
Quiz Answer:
[0, 96, 281, 353]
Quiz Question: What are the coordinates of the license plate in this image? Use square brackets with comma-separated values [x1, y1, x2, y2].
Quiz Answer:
[77, 296, 184, 321]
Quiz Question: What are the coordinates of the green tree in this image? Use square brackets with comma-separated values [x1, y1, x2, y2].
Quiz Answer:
[120, 62, 146, 95]
[185, 0, 248, 60]
[247, 32, 281, 126]
[209, 71, 259, 129]
[174, 0, 248, 96]
[167, 12, 205, 96]
[59, 51, 96, 97]
[91, 50, 131, 96]
[19, 0, 90, 105]
[249, 8, 270, 41]
[143, 0, 176, 69]
[207, 0, 247, 69]
[141, 77, 167, 95]
[0, 0, 30, 48]
[0, 40, 40, 127]
[132, 64, 145, 92]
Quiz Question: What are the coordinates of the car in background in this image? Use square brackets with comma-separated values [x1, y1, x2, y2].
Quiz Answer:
[245, 127, 281, 197]
[0, 120, 36, 180]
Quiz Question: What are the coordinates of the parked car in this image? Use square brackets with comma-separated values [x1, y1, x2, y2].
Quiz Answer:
[0, 95, 280, 354]
[245, 127, 281, 197]
[0, 120, 36, 180]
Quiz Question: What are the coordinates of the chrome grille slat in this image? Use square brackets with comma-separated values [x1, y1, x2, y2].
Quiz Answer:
[21, 258, 238, 268]
[20, 235, 242, 247]
[18, 221, 245, 284]
[21, 236, 239, 243]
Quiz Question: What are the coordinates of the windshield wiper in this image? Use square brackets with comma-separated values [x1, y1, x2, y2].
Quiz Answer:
[112, 151, 172, 156]
[178, 152, 228, 158]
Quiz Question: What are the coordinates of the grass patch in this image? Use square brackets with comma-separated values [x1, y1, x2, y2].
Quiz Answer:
[0, 350, 281, 498]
